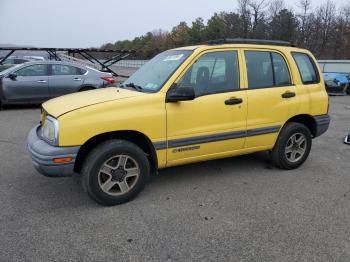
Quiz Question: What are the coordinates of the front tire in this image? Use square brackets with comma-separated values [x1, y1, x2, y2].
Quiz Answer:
[271, 123, 312, 170]
[82, 140, 150, 206]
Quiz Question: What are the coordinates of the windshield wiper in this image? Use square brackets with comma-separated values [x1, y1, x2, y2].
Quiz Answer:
[124, 83, 144, 92]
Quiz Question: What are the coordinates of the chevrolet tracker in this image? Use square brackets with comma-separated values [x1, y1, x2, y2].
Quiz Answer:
[27, 39, 330, 206]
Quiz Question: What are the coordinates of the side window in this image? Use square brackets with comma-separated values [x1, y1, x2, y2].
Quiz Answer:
[245, 51, 274, 89]
[51, 65, 81, 76]
[292, 53, 319, 84]
[178, 51, 240, 97]
[272, 53, 292, 86]
[245, 51, 292, 88]
[16, 64, 47, 76]
[79, 68, 87, 75]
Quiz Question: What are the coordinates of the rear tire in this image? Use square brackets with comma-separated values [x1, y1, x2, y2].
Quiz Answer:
[82, 140, 150, 206]
[271, 123, 312, 170]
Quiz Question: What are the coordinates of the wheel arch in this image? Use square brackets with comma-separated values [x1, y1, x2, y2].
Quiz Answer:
[74, 130, 158, 174]
[284, 114, 317, 137]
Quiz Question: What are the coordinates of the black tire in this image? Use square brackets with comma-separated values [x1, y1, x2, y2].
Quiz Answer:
[271, 122, 312, 170]
[82, 140, 150, 206]
[79, 86, 95, 92]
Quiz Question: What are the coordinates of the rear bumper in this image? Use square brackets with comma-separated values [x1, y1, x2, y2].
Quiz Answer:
[27, 125, 80, 177]
[314, 115, 331, 138]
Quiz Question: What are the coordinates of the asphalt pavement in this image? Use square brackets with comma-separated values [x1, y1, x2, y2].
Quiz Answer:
[0, 96, 350, 262]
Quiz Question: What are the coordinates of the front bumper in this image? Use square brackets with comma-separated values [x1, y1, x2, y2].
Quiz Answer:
[27, 125, 80, 177]
[325, 82, 348, 95]
[345, 134, 350, 145]
[314, 115, 331, 138]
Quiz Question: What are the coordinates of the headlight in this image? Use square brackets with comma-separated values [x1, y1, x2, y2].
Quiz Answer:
[41, 116, 59, 146]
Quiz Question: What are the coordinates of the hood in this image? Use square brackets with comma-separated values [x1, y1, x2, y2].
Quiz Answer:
[43, 87, 143, 118]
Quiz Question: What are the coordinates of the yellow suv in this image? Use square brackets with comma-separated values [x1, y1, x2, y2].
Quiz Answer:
[27, 39, 330, 205]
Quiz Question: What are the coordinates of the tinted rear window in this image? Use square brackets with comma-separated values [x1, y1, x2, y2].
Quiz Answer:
[51, 64, 82, 76]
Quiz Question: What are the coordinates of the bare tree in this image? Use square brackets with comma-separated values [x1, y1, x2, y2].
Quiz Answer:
[268, 0, 285, 18]
[237, 0, 251, 38]
[319, 1, 336, 47]
[249, 0, 268, 33]
[297, 0, 312, 46]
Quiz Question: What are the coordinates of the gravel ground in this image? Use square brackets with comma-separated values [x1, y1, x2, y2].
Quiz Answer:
[0, 96, 349, 262]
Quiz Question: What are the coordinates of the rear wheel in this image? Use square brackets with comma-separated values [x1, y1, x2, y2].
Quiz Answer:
[271, 123, 312, 170]
[82, 140, 150, 206]
[79, 86, 95, 92]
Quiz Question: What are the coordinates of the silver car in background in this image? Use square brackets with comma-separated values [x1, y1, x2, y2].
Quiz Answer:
[0, 61, 115, 106]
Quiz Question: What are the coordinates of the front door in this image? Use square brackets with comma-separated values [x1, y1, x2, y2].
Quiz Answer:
[166, 50, 247, 165]
[2, 64, 49, 103]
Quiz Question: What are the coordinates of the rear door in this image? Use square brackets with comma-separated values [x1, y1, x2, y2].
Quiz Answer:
[48, 64, 86, 98]
[2, 64, 49, 103]
[243, 49, 298, 148]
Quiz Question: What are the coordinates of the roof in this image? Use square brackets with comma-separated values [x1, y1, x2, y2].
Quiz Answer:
[173, 44, 306, 54]
[172, 39, 306, 54]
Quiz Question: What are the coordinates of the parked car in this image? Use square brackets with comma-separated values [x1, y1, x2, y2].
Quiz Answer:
[27, 40, 330, 206]
[0, 61, 115, 107]
[323, 72, 350, 95]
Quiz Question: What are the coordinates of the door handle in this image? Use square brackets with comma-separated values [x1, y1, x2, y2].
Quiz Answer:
[37, 80, 47, 83]
[225, 98, 243, 105]
[282, 91, 296, 98]
[73, 78, 82, 81]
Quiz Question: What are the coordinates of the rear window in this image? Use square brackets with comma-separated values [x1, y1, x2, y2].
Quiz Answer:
[292, 53, 320, 84]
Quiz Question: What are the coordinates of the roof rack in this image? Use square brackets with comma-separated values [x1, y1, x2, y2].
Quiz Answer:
[204, 38, 294, 47]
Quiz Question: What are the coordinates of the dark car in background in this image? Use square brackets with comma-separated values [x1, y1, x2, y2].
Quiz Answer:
[0, 61, 115, 107]
[323, 72, 350, 95]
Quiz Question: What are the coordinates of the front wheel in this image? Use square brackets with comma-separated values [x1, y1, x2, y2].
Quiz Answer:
[82, 140, 150, 206]
[271, 123, 312, 170]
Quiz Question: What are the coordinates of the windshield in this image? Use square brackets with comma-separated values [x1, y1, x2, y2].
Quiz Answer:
[0, 63, 21, 75]
[123, 50, 192, 92]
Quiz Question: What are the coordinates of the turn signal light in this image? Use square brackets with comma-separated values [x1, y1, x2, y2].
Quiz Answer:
[52, 157, 73, 164]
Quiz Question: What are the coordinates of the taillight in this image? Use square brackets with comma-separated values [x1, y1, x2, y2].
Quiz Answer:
[101, 76, 116, 84]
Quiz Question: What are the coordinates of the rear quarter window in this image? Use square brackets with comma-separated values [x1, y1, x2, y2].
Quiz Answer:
[79, 68, 87, 75]
[292, 52, 320, 84]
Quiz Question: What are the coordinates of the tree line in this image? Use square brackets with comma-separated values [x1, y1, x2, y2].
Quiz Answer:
[101, 0, 350, 60]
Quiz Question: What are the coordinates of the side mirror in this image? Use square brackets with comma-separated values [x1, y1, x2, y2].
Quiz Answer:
[8, 73, 17, 80]
[166, 84, 195, 102]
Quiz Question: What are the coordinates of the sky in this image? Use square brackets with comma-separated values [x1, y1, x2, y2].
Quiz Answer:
[0, 0, 343, 48]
